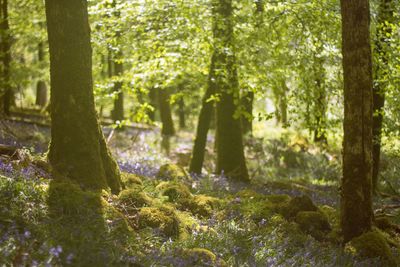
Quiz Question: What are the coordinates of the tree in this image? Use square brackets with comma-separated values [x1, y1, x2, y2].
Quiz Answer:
[189, 54, 216, 174]
[45, 0, 122, 193]
[340, 0, 374, 242]
[372, 0, 394, 193]
[214, 0, 249, 181]
[36, 41, 48, 107]
[0, 0, 11, 116]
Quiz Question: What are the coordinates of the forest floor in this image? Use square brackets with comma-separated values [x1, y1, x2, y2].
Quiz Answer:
[1, 119, 400, 266]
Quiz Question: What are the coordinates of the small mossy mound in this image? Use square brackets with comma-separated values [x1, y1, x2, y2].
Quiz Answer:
[121, 172, 143, 188]
[348, 231, 397, 266]
[180, 195, 222, 217]
[280, 195, 318, 220]
[138, 206, 180, 238]
[265, 194, 291, 204]
[295, 211, 331, 240]
[375, 217, 395, 231]
[236, 189, 266, 200]
[156, 164, 192, 185]
[48, 179, 135, 266]
[156, 181, 192, 201]
[179, 248, 227, 267]
[118, 189, 153, 208]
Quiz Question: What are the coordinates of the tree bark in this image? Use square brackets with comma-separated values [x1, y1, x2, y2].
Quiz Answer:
[36, 42, 48, 107]
[45, 0, 122, 193]
[241, 91, 254, 136]
[313, 53, 328, 144]
[111, 51, 124, 123]
[340, 0, 374, 242]
[372, 0, 393, 194]
[189, 54, 216, 174]
[214, 0, 249, 181]
[158, 88, 175, 136]
[0, 0, 11, 116]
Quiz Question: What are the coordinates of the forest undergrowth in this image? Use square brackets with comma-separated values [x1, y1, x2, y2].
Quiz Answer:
[1, 121, 400, 266]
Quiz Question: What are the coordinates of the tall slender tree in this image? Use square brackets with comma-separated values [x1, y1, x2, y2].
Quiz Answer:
[214, 0, 249, 181]
[45, 0, 122, 193]
[0, 0, 11, 116]
[36, 42, 48, 107]
[340, 0, 374, 242]
[189, 54, 217, 174]
[372, 0, 394, 193]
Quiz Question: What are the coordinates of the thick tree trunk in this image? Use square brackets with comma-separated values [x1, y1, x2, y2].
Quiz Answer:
[214, 0, 249, 181]
[36, 42, 48, 107]
[340, 0, 374, 242]
[45, 0, 122, 193]
[1, 0, 11, 116]
[372, 0, 393, 194]
[189, 54, 216, 174]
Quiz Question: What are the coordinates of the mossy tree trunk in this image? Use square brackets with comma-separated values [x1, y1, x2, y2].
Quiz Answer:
[45, 0, 122, 194]
[372, 0, 393, 194]
[189, 54, 216, 174]
[273, 79, 288, 127]
[340, 0, 374, 243]
[177, 85, 186, 129]
[36, 42, 48, 107]
[0, 0, 12, 116]
[213, 0, 249, 181]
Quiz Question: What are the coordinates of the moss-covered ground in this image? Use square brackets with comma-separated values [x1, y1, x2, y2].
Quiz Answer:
[0, 123, 400, 266]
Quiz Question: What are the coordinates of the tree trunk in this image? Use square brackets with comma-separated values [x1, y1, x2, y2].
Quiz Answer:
[45, 0, 122, 194]
[36, 42, 48, 107]
[372, 0, 393, 194]
[313, 53, 328, 144]
[241, 91, 254, 136]
[0, 0, 11, 116]
[189, 54, 216, 174]
[214, 0, 249, 181]
[111, 51, 124, 123]
[158, 88, 175, 136]
[178, 95, 186, 129]
[340, 0, 374, 243]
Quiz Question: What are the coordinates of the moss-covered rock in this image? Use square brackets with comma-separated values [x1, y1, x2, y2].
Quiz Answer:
[348, 231, 397, 266]
[121, 172, 143, 189]
[180, 195, 222, 217]
[295, 211, 331, 240]
[279, 195, 318, 220]
[118, 189, 153, 208]
[138, 206, 180, 238]
[179, 248, 227, 267]
[266, 194, 291, 204]
[156, 181, 192, 201]
[156, 164, 192, 185]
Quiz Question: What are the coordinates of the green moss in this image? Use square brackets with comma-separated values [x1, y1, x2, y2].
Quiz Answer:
[266, 194, 291, 204]
[236, 189, 265, 200]
[180, 248, 227, 267]
[295, 211, 331, 240]
[180, 195, 221, 217]
[118, 189, 153, 208]
[279, 195, 318, 220]
[156, 181, 192, 201]
[375, 217, 394, 231]
[138, 206, 180, 238]
[121, 172, 143, 188]
[156, 164, 192, 185]
[348, 231, 397, 266]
